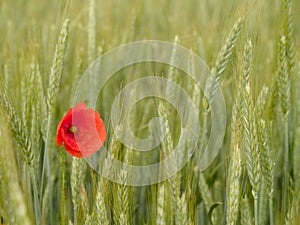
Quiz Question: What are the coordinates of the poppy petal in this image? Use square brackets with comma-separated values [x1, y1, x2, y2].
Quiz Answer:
[56, 102, 106, 158]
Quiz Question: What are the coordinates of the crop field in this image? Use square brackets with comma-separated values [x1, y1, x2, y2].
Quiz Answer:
[0, 0, 300, 224]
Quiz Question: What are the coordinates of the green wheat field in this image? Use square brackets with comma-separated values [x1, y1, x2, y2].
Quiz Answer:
[1, 0, 300, 224]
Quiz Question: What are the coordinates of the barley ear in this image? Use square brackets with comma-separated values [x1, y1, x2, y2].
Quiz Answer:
[113, 169, 130, 225]
[282, 0, 295, 73]
[241, 39, 261, 225]
[158, 100, 181, 223]
[226, 143, 242, 225]
[209, 18, 242, 107]
[88, 0, 96, 64]
[241, 39, 261, 196]
[0, 89, 34, 166]
[156, 183, 165, 225]
[278, 35, 290, 117]
[176, 193, 188, 225]
[212, 18, 242, 81]
[47, 18, 70, 112]
[93, 180, 109, 225]
[0, 112, 32, 225]
[226, 87, 243, 225]
[166, 35, 180, 99]
[258, 120, 274, 199]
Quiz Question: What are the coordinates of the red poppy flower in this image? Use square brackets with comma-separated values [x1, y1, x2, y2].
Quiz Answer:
[56, 102, 106, 158]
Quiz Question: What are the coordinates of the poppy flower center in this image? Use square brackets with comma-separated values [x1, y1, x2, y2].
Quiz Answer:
[68, 125, 78, 134]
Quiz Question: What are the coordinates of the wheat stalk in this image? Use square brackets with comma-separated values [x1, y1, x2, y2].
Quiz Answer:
[278, 34, 291, 215]
[199, 172, 219, 225]
[240, 196, 253, 225]
[258, 179, 269, 225]
[71, 158, 86, 225]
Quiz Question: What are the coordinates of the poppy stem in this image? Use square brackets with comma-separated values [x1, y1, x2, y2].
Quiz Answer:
[61, 150, 66, 225]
